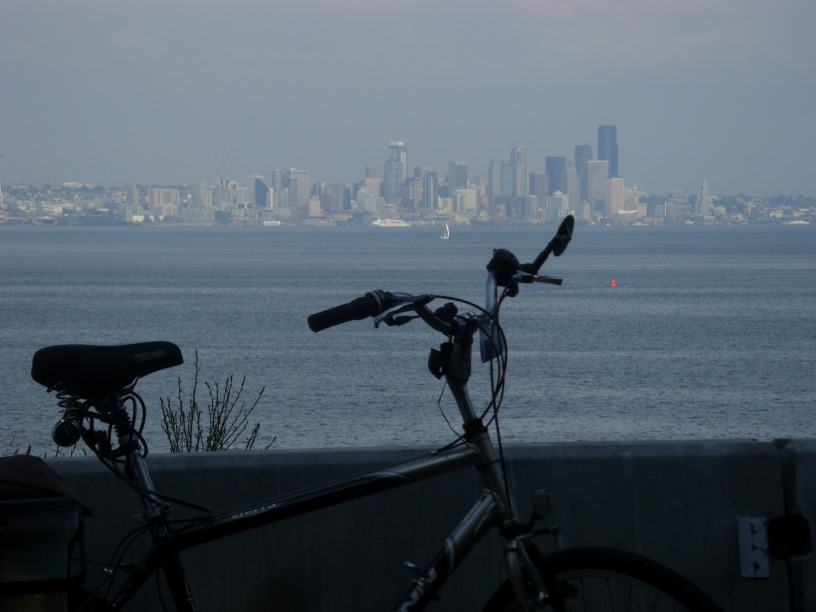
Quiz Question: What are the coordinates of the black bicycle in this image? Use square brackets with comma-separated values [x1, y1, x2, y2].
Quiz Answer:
[21, 216, 723, 610]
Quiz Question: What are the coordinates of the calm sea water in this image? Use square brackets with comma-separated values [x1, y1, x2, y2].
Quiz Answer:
[1, 223, 814, 454]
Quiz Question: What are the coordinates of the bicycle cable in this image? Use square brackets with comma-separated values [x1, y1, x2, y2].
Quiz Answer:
[427, 292, 511, 504]
[77, 401, 213, 515]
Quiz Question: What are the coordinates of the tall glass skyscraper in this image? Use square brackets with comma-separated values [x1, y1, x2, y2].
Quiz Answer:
[447, 161, 468, 192]
[511, 145, 529, 197]
[598, 125, 618, 177]
[545, 156, 567, 195]
[384, 141, 407, 204]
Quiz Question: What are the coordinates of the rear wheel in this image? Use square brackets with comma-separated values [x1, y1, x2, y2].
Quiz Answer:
[483, 547, 723, 611]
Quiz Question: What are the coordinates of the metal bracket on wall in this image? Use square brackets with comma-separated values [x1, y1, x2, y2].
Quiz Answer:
[738, 514, 813, 579]
[737, 517, 770, 578]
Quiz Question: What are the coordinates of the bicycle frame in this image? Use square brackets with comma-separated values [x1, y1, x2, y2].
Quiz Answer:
[98, 314, 536, 611]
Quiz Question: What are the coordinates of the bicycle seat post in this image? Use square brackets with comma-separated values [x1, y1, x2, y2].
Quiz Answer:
[101, 395, 166, 523]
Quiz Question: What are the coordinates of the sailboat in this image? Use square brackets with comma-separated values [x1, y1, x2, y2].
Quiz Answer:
[440, 223, 450, 240]
[609, 278, 617, 288]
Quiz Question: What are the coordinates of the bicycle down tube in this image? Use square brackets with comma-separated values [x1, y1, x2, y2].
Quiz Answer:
[112, 369, 520, 610]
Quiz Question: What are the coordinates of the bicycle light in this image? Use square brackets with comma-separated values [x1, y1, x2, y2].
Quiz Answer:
[52, 415, 83, 447]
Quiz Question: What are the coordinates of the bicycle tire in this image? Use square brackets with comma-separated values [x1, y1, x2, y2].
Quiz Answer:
[482, 546, 723, 611]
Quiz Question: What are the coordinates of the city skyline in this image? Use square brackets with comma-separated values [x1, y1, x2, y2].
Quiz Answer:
[2, 0, 814, 196]
[3, 131, 813, 203]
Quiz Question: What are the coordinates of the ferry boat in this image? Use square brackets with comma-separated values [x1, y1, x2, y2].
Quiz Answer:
[371, 218, 410, 227]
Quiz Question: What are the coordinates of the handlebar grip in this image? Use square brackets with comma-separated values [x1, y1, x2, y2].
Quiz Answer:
[307, 291, 386, 332]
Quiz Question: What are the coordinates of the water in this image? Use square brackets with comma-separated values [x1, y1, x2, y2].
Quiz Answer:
[1, 223, 814, 454]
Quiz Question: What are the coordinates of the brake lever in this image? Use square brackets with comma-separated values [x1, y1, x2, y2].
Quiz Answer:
[373, 302, 416, 328]
[513, 272, 563, 286]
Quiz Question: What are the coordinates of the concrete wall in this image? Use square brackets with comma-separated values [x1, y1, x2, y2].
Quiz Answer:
[46, 439, 815, 611]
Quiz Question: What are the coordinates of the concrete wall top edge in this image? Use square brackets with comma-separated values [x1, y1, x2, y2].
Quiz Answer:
[43, 439, 804, 473]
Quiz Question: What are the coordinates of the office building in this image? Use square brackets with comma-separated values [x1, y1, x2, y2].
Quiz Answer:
[511, 146, 529, 197]
[247, 175, 271, 208]
[698, 180, 711, 215]
[605, 177, 625, 218]
[565, 166, 579, 209]
[598, 125, 619, 177]
[574, 144, 592, 202]
[488, 160, 507, 210]
[529, 172, 549, 200]
[384, 141, 407, 204]
[545, 157, 567, 196]
[287, 169, 310, 207]
[448, 161, 468, 192]
[422, 170, 438, 209]
[586, 160, 609, 213]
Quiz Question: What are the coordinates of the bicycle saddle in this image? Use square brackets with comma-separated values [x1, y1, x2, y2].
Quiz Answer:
[31, 341, 183, 399]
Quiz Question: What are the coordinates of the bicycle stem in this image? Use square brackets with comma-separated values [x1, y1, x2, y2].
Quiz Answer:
[419, 304, 522, 526]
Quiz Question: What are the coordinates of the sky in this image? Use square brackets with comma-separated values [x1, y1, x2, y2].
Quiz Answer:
[1, 0, 814, 197]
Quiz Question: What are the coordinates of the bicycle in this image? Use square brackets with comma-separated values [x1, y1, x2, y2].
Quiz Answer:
[19, 216, 724, 611]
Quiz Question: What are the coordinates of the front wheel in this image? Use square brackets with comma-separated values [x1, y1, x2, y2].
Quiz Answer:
[483, 547, 723, 611]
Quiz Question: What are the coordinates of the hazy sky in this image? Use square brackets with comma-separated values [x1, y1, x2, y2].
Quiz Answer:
[2, 0, 814, 196]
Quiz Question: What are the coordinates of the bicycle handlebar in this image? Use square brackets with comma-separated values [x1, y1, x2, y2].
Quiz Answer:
[307, 290, 427, 332]
[308, 216, 575, 333]
[307, 290, 388, 332]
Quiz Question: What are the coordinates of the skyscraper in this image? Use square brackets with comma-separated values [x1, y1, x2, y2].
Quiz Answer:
[529, 172, 549, 200]
[247, 175, 270, 207]
[586, 160, 609, 213]
[384, 141, 407, 204]
[574, 144, 593, 203]
[447, 161, 468, 192]
[698, 180, 710, 215]
[510, 146, 529, 197]
[488, 160, 512, 210]
[598, 125, 619, 177]
[545, 157, 567, 195]
[287, 169, 310, 207]
[605, 177, 625, 218]
[422, 170, 438, 209]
